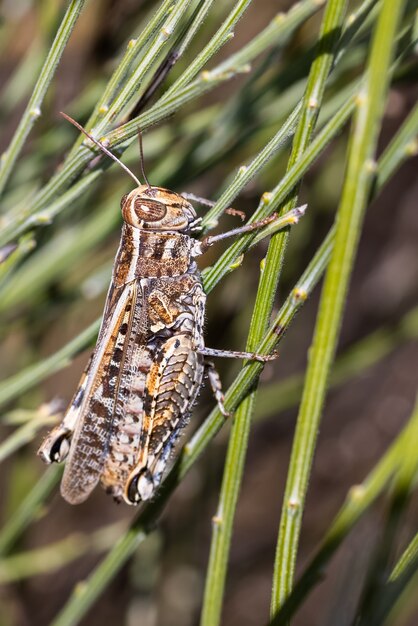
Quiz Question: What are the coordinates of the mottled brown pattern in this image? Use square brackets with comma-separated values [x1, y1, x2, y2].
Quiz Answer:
[113, 227, 192, 286]
[39, 184, 207, 506]
[59, 283, 137, 504]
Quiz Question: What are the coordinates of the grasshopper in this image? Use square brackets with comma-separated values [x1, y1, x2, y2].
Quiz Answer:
[38, 115, 305, 505]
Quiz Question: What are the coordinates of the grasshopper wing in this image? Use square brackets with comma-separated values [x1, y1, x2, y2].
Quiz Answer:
[60, 281, 140, 504]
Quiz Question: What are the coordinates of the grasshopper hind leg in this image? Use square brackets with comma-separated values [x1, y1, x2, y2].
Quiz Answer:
[125, 431, 179, 505]
[126, 467, 155, 504]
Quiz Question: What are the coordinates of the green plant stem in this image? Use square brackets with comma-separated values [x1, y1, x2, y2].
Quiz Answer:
[270, 0, 408, 619]
[354, 392, 418, 626]
[267, 400, 418, 625]
[160, 0, 253, 98]
[0, 521, 124, 583]
[202, 90, 354, 292]
[391, 513, 418, 582]
[0, 90, 356, 410]
[0, 234, 36, 289]
[255, 303, 418, 420]
[0, 49, 260, 246]
[0, 193, 120, 313]
[0, 0, 88, 197]
[359, 393, 418, 626]
[67, 0, 178, 155]
[215, 0, 326, 76]
[22, 101, 418, 618]
[201, 25, 414, 283]
[0, 320, 100, 410]
[0, 416, 56, 464]
[235, 101, 418, 623]
[200, 0, 377, 231]
[200, 1, 348, 624]
[0, 0, 393, 249]
[0, 39, 44, 115]
[0, 466, 61, 556]
[97, 0, 194, 129]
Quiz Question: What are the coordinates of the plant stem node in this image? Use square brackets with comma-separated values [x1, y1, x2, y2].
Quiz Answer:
[160, 27, 173, 39]
[308, 97, 319, 110]
[229, 254, 244, 271]
[287, 497, 301, 513]
[274, 13, 286, 24]
[292, 288, 308, 302]
[355, 91, 367, 107]
[364, 158, 377, 173]
[349, 485, 366, 501]
[405, 139, 418, 156]
[262, 192, 272, 204]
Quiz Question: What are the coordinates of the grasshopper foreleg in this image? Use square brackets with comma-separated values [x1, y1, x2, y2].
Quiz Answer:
[195, 204, 307, 254]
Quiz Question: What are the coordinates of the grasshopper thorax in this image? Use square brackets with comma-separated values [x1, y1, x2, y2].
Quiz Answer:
[121, 185, 198, 232]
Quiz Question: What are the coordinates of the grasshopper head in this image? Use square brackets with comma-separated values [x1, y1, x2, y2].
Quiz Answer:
[121, 185, 198, 232]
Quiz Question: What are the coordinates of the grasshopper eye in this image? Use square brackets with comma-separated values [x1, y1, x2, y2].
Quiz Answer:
[134, 198, 167, 222]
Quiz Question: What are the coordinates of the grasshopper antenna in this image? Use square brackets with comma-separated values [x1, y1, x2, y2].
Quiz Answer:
[138, 129, 151, 190]
[60, 112, 141, 187]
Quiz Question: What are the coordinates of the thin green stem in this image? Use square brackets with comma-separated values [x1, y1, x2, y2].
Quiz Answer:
[96, 0, 193, 129]
[214, 0, 326, 76]
[0, 415, 56, 464]
[0, 320, 100, 410]
[391, 519, 418, 582]
[355, 393, 418, 626]
[270, 0, 407, 618]
[0, 521, 124, 584]
[67, 0, 178, 156]
[0, 466, 61, 556]
[202, 90, 355, 292]
[0, 194, 119, 313]
[160, 0, 253, 98]
[267, 403, 418, 625]
[23, 100, 417, 620]
[255, 303, 418, 421]
[200, 1, 347, 624]
[235, 100, 418, 624]
[0, 0, 88, 197]
[0, 91, 362, 411]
